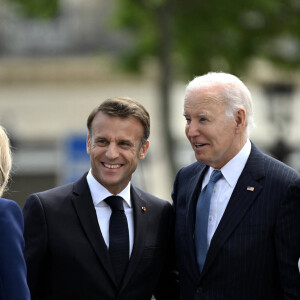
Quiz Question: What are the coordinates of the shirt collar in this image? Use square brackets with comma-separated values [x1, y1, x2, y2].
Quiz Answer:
[203, 139, 251, 188]
[86, 169, 132, 208]
[220, 138, 251, 188]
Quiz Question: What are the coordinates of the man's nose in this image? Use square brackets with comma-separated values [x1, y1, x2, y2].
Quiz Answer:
[186, 121, 200, 138]
[106, 144, 119, 159]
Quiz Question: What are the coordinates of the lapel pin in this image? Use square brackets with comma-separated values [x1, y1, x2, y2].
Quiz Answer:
[141, 206, 146, 212]
[247, 186, 255, 191]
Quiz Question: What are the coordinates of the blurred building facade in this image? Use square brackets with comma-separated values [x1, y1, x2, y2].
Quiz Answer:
[1, 0, 300, 207]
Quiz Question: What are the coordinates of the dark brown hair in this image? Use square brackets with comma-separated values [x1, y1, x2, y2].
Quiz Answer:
[87, 97, 150, 146]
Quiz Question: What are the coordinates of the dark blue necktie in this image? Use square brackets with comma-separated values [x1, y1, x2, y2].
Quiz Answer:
[105, 196, 129, 285]
[195, 170, 223, 273]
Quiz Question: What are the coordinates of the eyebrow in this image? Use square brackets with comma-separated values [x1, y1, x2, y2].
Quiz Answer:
[197, 113, 209, 117]
[183, 112, 209, 117]
[94, 136, 106, 140]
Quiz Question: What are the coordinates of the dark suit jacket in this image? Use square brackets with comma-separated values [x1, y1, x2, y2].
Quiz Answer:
[23, 174, 179, 300]
[0, 198, 30, 300]
[172, 143, 300, 300]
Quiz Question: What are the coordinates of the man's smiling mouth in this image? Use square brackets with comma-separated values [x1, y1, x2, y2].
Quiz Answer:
[103, 163, 122, 169]
[195, 143, 206, 148]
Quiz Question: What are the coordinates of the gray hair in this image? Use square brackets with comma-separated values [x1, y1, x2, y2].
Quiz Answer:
[185, 72, 255, 133]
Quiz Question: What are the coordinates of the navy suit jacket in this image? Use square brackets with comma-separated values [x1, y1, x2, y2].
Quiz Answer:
[23, 174, 179, 300]
[172, 143, 300, 299]
[0, 198, 30, 300]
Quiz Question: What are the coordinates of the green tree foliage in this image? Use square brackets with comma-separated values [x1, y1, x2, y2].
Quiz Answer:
[7, 0, 59, 19]
[114, 0, 300, 76]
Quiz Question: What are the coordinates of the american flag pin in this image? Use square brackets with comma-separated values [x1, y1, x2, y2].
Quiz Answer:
[141, 206, 146, 212]
[247, 186, 255, 191]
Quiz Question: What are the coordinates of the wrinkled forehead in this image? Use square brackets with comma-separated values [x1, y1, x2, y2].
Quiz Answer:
[184, 85, 225, 107]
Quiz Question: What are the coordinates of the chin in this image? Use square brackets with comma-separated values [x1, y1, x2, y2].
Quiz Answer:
[195, 154, 208, 163]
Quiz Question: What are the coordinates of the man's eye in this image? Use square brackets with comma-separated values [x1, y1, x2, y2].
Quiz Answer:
[120, 142, 131, 147]
[185, 118, 191, 124]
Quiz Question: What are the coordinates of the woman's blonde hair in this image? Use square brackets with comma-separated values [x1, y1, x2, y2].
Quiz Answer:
[0, 126, 12, 197]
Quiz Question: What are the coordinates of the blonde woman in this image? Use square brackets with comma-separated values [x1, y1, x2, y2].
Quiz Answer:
[0, 126, 30, 300]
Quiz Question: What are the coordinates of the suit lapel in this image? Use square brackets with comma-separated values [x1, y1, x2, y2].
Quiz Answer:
[71, 175, 116, 284]
[120, 186, 148, 290]
[201, 144, 265, 278]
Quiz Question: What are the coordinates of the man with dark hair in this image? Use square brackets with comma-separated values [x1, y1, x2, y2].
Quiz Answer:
[24, 97, 179, 300]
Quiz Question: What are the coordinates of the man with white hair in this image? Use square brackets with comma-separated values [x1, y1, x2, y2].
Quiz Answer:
[172, 72, 300, 299]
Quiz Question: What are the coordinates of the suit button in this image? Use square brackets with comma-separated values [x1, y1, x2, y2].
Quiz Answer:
[197, 287, 203, 293]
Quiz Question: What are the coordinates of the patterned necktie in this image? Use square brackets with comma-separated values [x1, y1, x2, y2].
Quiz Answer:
[105, 196, 129, 285]
[195, 170, 223, 273]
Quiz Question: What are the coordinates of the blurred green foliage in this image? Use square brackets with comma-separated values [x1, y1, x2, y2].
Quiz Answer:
[7, 0, 59, 19]
[7, 0, 300, 75]
[113, 0, 300, 77]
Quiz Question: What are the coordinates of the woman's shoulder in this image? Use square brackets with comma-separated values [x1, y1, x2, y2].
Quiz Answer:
[0, 197, 22, 220]
[0, 197, 20, 208]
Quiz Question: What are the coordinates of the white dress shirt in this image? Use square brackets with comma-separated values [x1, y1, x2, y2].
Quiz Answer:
[202, 139, 251, 246]
[86, 170, 134, 257]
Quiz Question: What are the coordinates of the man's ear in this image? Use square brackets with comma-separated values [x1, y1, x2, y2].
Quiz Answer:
[87, 135, 91, 155]
[139, 140, 150, 160]
[235, 108, 246, 133]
